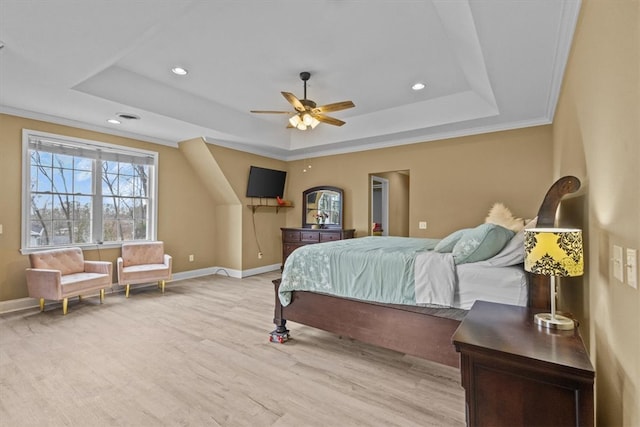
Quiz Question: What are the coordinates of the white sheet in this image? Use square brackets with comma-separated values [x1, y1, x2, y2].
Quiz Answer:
[413, 251, 528, 310]
[453, 263, 528, 309]
[414, 251, 456, 306]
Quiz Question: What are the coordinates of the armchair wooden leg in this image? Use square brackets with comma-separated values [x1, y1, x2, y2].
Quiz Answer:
[78, 295, 83, 302]
[125, 284, 130, 298]
[39, 298, 45, 312]
[100, 289, 105, 304]
[160, 280, 165, 294]
[62, 298, 68, 315]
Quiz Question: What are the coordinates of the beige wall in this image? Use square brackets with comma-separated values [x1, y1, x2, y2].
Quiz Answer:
[284, 126, 553, 239]
[207, 145, 288, 270]
[387, 172, 410, 237]
[552, 0, 639, 424]
[178, 138, 243, 270]
[0, 114, 219, 300]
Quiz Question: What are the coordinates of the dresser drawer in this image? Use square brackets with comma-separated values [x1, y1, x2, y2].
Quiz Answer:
[283, 230, 301, 242]
[281, 228, 356, 269]
[283, 243, 303, 258]
[301, 231, 320, 242]
[320, 232, 341, 242]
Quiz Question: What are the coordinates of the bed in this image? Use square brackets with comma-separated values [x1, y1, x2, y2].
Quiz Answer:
[271, 176, 581, 367]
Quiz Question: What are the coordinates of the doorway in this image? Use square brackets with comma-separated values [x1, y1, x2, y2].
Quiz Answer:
[371, 176, 389, 236]
[370, 171, 410, 236]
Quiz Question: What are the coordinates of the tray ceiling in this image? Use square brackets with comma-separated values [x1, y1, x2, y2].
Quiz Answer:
[0, 0, 581, 159]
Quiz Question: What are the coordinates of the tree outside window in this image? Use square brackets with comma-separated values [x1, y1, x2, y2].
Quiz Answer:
[22, 130, 157, 251]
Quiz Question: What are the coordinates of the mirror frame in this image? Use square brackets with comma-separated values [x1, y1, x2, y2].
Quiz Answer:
[302, 186, 344, 229]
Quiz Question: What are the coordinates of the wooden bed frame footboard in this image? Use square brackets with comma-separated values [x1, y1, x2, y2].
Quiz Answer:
[271, 176, 581, 368]
[272, 281, 462, 366]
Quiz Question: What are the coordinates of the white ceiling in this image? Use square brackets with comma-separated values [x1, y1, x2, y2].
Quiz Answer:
[0, 0, 581, 160]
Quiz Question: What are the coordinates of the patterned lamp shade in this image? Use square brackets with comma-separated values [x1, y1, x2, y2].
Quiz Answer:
[524, 228, 584, 277]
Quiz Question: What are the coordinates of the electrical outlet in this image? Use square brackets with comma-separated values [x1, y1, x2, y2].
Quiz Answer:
[419, 221, 427, 230]
[613, 245, 624, 282]
[188, 254, 194, 262]
[258, 252, 263, 259]
[626, 248, 637, 289]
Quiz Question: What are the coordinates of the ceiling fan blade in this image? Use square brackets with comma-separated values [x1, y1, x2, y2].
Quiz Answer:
[312, 100, 355, 114]
[281, 92, 306, 112]
[314, 114, 346, 127]
[250, 110, 292, 114]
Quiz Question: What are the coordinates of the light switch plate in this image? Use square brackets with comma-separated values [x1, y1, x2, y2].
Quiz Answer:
[626, 248, 637, 289]
[613, 245, 624, 282]
[419, 221, 427, 230]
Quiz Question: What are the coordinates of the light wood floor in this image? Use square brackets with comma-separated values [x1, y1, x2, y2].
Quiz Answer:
[0, 272, 465, 426]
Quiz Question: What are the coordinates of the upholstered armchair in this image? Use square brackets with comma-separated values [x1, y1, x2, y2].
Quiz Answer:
[26, 247, 113, 315]
[117, 241, 172, 298]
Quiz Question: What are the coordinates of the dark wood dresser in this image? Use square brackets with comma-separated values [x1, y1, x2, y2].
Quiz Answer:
[452, 300, 594, 427]
[281, 227, 355, 268]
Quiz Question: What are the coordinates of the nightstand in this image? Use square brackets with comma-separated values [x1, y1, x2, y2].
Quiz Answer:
[452, 300, 595, 427]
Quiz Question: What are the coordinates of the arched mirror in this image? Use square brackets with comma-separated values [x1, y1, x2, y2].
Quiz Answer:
[302, 186, 344, 229]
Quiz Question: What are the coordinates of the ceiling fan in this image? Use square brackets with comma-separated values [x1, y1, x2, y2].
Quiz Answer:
[250, 71, 355, 130]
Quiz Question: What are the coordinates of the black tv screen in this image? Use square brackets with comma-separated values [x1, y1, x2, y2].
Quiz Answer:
[246, 166, 287, 198]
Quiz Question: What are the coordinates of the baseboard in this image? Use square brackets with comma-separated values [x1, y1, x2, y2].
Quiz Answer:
[0, 297, 39, 314]
[170, 263, 280, 280]
[0, 264, 282, 315]
[240, 263, 281, 278]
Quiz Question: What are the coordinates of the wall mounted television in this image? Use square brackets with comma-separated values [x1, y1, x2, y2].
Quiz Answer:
[246, 166, 287, 199]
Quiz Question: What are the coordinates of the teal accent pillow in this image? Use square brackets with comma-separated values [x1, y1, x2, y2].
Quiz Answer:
[452, 223, 515, 264]
[434, 228, 470, 253]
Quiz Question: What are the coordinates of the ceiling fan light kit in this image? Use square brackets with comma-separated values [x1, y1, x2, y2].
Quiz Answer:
[289, 112, 320, 130]
[251, 71, 354, 131]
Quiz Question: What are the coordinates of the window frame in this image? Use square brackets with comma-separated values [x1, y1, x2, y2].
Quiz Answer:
[21, 129, 159, 254]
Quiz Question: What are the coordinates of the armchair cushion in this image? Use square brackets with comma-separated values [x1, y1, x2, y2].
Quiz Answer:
[29, 247, 85, 276]
[122, 242, 165, 267]
[60, 272, 113, 295]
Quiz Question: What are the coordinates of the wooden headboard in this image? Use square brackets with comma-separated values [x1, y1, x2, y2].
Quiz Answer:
[528, 175, 582, 309]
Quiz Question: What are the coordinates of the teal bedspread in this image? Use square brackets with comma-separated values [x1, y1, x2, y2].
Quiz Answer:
[279, 236, 439, 306]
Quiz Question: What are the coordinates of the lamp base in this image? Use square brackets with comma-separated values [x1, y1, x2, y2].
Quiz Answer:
[535, 313, 575, 330]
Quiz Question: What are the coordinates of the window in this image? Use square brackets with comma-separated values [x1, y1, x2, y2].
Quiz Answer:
[22, 129, 158, 252]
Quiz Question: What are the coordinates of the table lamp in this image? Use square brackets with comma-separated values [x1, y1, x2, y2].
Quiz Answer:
[524, 228, 584, 330]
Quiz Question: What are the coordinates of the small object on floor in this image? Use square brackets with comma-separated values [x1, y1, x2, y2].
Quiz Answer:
[269, 329, 290, 343]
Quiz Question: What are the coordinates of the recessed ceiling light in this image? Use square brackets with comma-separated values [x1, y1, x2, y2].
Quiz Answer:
[171, 67, 188, 76]
[107, 119, 121, 125]
[412, 82, 426, 91]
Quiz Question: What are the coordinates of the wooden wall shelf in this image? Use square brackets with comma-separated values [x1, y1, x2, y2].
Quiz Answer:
[247, 204, 292, 214]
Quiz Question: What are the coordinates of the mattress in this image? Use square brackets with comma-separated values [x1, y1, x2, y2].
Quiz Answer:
[454, 263, 528, 309]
